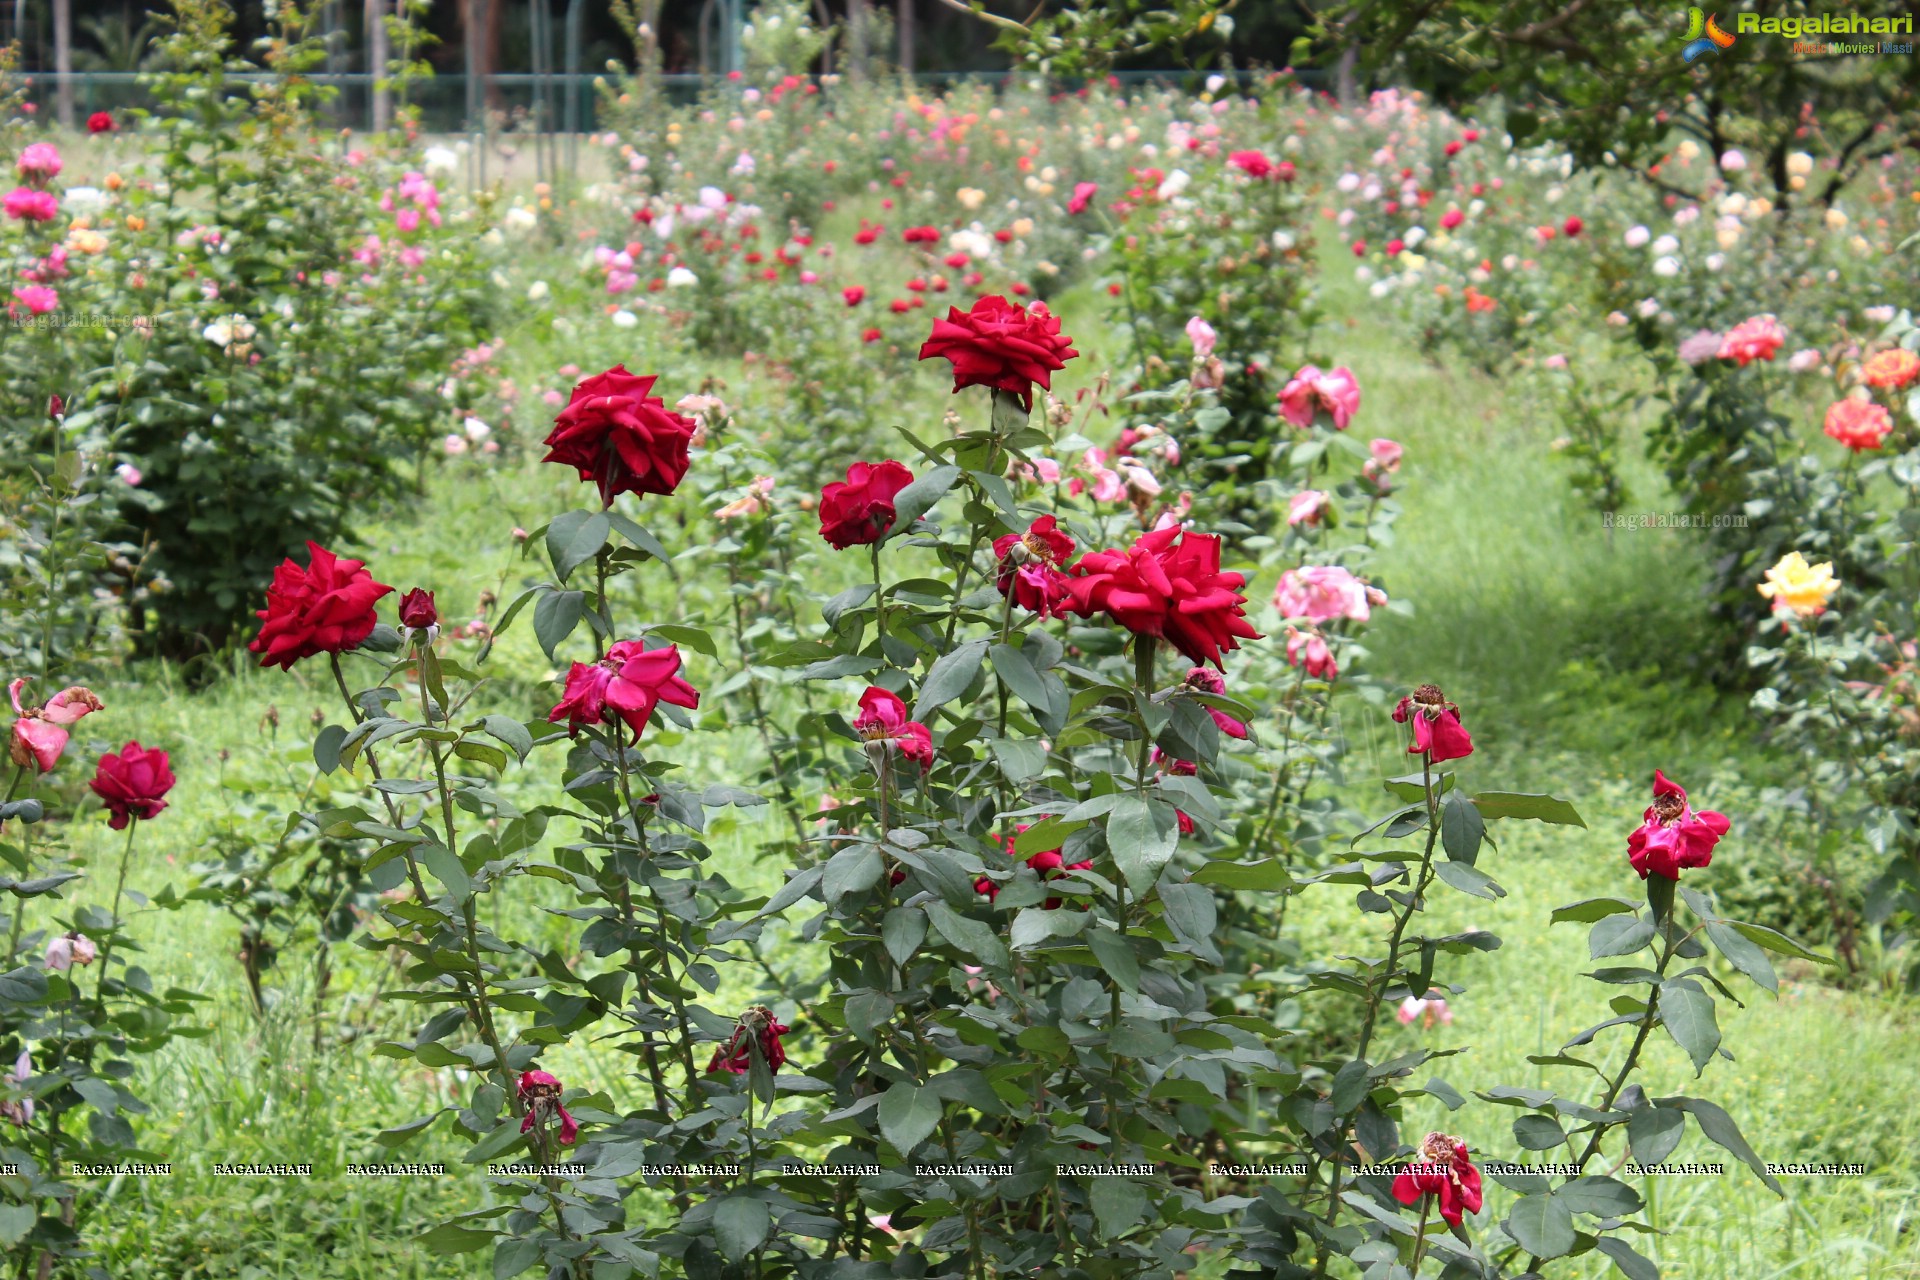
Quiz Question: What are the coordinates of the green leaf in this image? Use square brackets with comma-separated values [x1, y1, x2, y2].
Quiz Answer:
[711, 1197, 772, 1261]
[1596, 1235, 1662, 1280]
[1425, 1077, 1466, 1111]
[1471, 791, 1587, 827]
[1158, 882, 1217, 953]
[877, 1084, 943, 1157]
[1627, 1104, 1686, 1164]
[417, 1223, 495, 1254]
[376, 1109, 448, 1148]
[492, 1237, 542, 1279]
[1556, 1175, 1643, 1218]
[532, 590, 586, 661]
[0, 1204, 33, 1246]
[547, 510, 612, 584]
[822, 846, 884, 906]
[882, 906, 927, 966]
[1725, 920, 1835, 965]
[313, 723, 347, 774]
[1440, 790, 1485, 864]
[481, 715, 534, 763]
[0, 966, 50, 1004]
[1552, 897, 1638, 924]
[421, 844, 472, 904]
[1191, 859, 1292, 891]
[989, 642, 1049, 708]
[1107, 793, 1178, 892]
[1434, 860, 1504, 900]
[1704, 920, 1778, 993]
[1506, 1193, 1576, 1259]
[798, 654, 885, 680]
[844, 990, 893, 1044]
[925, 900, 1008, 969]
[1088, 1178, 1148, 1239]
[649, 623, 718, 659]
[1589, 914, 1655, 959]
[1513, 1113, 1567, 1150]
[1328, 1059, 1370, 1113]
[915, 639, 989, 719]
[1087, 926, 1140, 992]
[462, 1117, 527, 1164]
[885, 464, 962, 537]
[1655, 1095, 1783, 1193]
[1657, 982, 1720, 1074]
[989, 737, 1047, 783]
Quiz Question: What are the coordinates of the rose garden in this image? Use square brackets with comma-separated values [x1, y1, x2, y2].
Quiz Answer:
[0, 2, 1918, 1278]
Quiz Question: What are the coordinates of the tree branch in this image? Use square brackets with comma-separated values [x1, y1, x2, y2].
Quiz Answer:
[930, 0, 1029, 34]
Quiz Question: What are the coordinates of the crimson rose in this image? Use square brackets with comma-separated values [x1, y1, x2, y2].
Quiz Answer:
[1391, 684, 1474, 763]
[1066, 526, 1261, 668]
[818, 461, 914, 549]
[248, 542, 393, 671]
[548, 641, 699, 743]
[542, 365, 695, 507]
[919, 294, 1079, 412]
[1626, 769, 1730, 880]
[992, 515, 1076, 617]
[90, 741, 175, 830]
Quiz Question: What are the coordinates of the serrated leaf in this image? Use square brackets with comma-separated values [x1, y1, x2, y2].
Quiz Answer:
[1108, 793, 1178, 892]
[1088, 1178, 1148, 1239]
[1627, 1103, 1686, 1164]
[1471, 791, 1587, 827]
[914, 639, 989, 719]
[1506, 1193, 1576, 1259]
[1657, 982, 1719, 1074]
[1596, 1235, 1661, 1280]
[1704, 920, 1777, 993]
[532, 590, 586, 661]
[1434, 859, 1504, 899]
[547, 510, 611, 583]
[418, 1223, 495, 1254]
[877, 1083, 942, 1157]
[1590, 914, 1655, 959]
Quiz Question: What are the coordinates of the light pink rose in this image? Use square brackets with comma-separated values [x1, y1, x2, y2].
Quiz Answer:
[1277, 364, 1362, 430]
[1274, 565, 1371, 624]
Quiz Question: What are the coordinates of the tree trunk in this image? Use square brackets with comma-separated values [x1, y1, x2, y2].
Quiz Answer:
[847, 0, 869, 81]
[897, 0, 913, 74]
[1335, 45, 1357, 109]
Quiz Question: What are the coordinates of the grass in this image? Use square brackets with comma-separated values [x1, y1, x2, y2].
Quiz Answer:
[19, 216, 1920, 1279]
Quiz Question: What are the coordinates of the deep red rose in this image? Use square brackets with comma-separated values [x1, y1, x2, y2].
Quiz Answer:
[1065, 526, 1261, 668]
[87, 112, 115, 134]
[89, 741, 175, 830]
[1391, 684, 1474, 763]
[852, 686, 934, 772]
[541, 364, 695, 508]
[1627, 769, 1730, 880]
[397, 588, 437, 630]
[516, 1069, 579, 1146]
[818, 460, 914, 549]
[708, 1006, 789, 1074]
[919, 295, 1079, 413]
[992, 515, 1077, 617]
[549, 641, 699, 743]
[249, 542, 394, 671]
[1391, 1133, 1483, 1228]
[995, 822, 1092, 909]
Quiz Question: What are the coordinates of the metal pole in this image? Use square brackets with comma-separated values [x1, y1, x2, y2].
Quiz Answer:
[368, 0, 389, 133]
[564, 0, 583, 174]
[52, 0, 72, 127]
[898, 0, 914, 74]
[530, 0, 546, 186]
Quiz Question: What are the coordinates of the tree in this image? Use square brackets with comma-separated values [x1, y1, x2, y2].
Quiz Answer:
[1312, 0, 1920, 205]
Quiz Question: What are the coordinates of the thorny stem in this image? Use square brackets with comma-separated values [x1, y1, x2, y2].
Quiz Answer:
[1313, 752, 1444, 1277]
[93, 819, 141, 1004]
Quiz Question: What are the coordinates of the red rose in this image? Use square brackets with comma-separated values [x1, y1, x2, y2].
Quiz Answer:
[548, 641, 699, 743]
[992, 515, 1076, 617]
[1391, 684, 1474, 763]
[842, 284, 866, 306]
[90, 741, 176, 830]
[818, 460, 914, 549]
[541, 364, 695, 508]
[87, 112, 115, 134]
[516, 1069, 579, 1146]
[1626, 769, 1730, 880]
[1391, 1132, 1483, 1228]
[1228, 150, 1273, 179]
[397, 588, 438, 630]
[708, 1006, 789, 1074]
[1066, 526, 1261, 668]
[919, 295, 1079, 413]
[852, 686, 934, 772]
[249, 542, 394, 671]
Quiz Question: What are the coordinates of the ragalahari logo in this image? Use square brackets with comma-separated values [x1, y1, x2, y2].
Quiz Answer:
[1682, 7, 1737, 60]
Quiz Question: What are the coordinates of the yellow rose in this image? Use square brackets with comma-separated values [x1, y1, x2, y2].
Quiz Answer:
[1757, 551, 1838, 618]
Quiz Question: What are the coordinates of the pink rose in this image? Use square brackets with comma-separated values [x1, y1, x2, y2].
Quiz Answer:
[1277, 363, 1362, 430]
